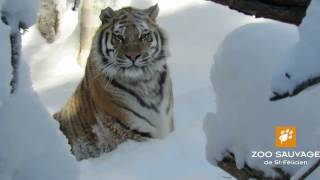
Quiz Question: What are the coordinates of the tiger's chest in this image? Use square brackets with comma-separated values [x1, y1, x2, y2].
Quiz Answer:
[109, 71, 173, 138]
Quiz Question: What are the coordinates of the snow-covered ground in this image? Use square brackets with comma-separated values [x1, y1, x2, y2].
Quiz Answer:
[4, 0, 319, 179]
[21, 0, 262, 179]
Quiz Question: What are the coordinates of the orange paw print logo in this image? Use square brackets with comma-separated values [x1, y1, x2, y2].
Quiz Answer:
[276, 126, 296, 148]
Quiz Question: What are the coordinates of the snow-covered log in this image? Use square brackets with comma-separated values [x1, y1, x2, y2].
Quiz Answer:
[208, 0, 311, 25]
[204, 21, 320, 179]
[217, 152, 290, 179]
[270, 0, 320, 101]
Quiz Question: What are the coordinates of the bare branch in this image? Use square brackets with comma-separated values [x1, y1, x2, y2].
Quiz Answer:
[217, 152, 291, 179]
[9, 31, 21, 94]
[291, 159, 320, 180]
[72, 0, 81, 11]
[1, 15, 23, 94]
[270, 75, 320, 101]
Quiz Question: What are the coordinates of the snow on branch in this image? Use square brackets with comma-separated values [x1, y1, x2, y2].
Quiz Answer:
[270, 0, 320, 101]
[1, 0, 38, 93]
[270, 75, 320, 101]
[1, 13, 24, 94]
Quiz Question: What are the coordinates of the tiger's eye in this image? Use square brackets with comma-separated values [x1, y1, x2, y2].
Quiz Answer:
[141, 33, 152, 42]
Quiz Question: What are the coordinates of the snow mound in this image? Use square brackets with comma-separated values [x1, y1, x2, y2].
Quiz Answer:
[0, 0, 79, 179]
[204, 22, 320, 177]
[271, 0, 320, 100]
[0, 72, 79, 180]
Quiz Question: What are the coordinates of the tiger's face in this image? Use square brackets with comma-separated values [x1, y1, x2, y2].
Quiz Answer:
[95, 4, 168, 81]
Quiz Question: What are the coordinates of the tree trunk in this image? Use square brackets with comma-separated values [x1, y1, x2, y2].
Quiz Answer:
[77, 0, 101, 66]
[38, 0, 63, 43]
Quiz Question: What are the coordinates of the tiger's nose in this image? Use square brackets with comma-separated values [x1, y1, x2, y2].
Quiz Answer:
[125, 52, 141, 61]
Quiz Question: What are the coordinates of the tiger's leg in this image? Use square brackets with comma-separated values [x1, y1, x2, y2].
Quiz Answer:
[53, 111, 101, 160]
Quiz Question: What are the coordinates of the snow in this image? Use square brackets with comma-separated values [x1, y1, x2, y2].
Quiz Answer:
[1, 0, 38, 28]
[22, 0, 262, 179]
[204, 5, 320, 179]
[0, 0, 78, 179]
[4, 0, 320, 179]
[271, 0, 320, 99]
[0, 71, 79, 180]
[0, 0, 39, 106]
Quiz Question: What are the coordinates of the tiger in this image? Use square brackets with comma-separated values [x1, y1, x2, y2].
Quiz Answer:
[53, 4, 174, 160]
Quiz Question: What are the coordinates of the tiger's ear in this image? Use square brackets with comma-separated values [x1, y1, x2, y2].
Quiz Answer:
[145, 4, 159, 20]
[100, 7, 115, 23]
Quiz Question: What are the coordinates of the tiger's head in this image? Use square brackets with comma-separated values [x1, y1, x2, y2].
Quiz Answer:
[91, 4, 168, 81]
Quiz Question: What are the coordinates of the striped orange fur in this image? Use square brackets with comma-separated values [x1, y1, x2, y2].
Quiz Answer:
[54, 4, 174, 160]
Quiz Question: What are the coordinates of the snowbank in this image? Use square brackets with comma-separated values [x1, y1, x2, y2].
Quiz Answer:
[0, 73, 79, 180]
[271, 0, 320, 100]
[204, 20, 320, 177]
[0, 0, 79, 179]
[24, 0, 260, 179]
